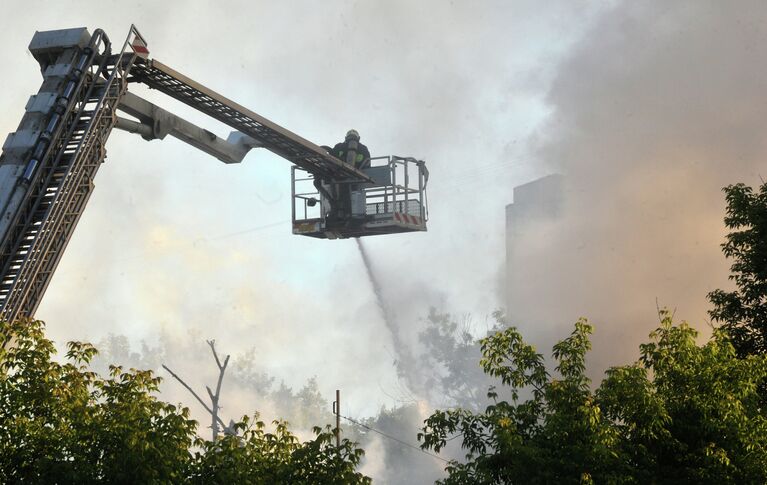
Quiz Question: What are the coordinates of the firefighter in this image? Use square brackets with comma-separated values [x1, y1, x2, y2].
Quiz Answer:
[332, 129, 371, 169]
[314, 130, 371, 226]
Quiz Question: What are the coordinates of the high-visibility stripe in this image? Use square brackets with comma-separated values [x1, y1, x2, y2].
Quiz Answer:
[132, 38, 149, 57]
[394, 212, 421, 226]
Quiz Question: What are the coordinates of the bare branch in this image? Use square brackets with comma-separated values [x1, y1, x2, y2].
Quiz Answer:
[164, 341, 232, 442]
[207, 339, 223, 370]
[162, 364, 227, 430]
[214, 355, 230, 406]
[206, 340, 232, 442]
[655, 297, 664, 323]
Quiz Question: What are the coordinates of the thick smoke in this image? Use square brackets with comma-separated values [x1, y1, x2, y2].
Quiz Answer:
[508, 1, 767, 373]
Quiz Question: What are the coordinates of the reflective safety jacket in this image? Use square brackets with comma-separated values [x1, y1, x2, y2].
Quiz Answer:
[332, 140, 371, 169]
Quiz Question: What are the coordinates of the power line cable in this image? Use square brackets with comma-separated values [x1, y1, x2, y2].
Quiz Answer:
[197, 220, 290, 243]
[340, 413, 451, 464]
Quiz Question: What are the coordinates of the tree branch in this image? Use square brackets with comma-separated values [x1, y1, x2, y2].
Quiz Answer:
[207, 339, 223, 370]
[206, 340, 231, 442]
[214, 355, 230, 407]
[162, 364, 227, 430]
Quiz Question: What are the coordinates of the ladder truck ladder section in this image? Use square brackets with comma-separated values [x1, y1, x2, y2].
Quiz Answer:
[127, 59, 370, 182]
[0, 26, 144, 323]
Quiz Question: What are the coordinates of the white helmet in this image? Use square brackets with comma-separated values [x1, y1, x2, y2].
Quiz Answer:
[345, 129, 360, 141]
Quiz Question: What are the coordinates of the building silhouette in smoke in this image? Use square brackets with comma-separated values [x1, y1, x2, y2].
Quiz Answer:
[505, 174, 565, 319]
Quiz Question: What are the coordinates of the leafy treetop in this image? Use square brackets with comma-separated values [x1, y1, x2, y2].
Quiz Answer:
[419, 312, 767, 484]
[0, 318, 370, 484]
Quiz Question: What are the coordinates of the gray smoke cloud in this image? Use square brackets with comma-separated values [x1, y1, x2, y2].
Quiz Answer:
[508, 1, 767, 374]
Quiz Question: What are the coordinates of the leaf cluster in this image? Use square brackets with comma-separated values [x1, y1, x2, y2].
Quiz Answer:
[0, 318, 369, 484]
[420, 312, 767, 484]
[187, 417, 369, 484]
[709, 182, 767, 356]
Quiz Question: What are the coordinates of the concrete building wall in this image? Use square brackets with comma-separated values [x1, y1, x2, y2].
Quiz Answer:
[505, 174, 564, 317]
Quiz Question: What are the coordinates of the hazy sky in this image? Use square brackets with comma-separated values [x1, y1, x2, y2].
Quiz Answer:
[0, 0, 602, 420]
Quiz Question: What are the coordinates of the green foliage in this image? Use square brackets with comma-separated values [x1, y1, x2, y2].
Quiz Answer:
[0, 318, 196, 483]
[602, 312, 767, 482]
[187, 417, 370, 484]
[708, 181, 767, 356]
[0, 318, 369, 484]
[420, 313, 767, 484]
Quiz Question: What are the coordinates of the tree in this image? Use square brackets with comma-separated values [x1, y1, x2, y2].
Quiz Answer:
[418, 308, 507, 410]
[601, 314, 767, 482]
[708, 181, 767, 356]
[163, 339, 231, 441]
[0, 318, 370, 484]
[419, 312, 767, 484]
[0, 318, 196, 483]
[187, 418, 369, 484]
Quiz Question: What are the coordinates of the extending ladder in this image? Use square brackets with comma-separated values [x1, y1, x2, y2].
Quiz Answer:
[0, 27, 143, 322]
[127, 58, 368, 181]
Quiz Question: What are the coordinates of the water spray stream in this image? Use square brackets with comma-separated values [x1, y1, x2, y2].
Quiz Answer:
[355, 238, 418, 390]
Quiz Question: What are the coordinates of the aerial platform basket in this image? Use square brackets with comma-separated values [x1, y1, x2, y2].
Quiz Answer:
[292, 155, 429, 239]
